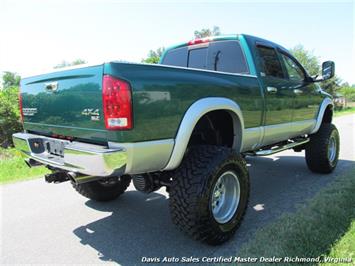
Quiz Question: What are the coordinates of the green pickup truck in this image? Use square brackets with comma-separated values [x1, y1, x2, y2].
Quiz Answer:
[13, 34, 339, 245]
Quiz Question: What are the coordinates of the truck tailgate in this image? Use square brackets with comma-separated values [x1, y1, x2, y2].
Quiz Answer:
[21, 65, 107, 142]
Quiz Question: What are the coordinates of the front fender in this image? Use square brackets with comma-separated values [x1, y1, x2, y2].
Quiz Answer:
[310, 97, 334, 134]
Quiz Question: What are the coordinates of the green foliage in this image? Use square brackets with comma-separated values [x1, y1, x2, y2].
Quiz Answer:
[142, 26, 222, 64]
[194, 26, 221, 38]
[324, 221, 355, 264]
[339, 86, 355, 101]
[2, 71, 21, 89]
[0, 86, 23, 147]
[290, 45, 320, 76]
[0, 148, 49, 184]
[141, 47, 165, 64]
[0, 147, 18, 160]
[334, 107, 355, 117]
[322, 76, 342, 96]
[238, 167, 355, 263]
[54, 58, 87, 69]
[290, 44, 341, 96]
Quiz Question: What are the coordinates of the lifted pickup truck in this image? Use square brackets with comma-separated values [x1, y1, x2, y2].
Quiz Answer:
[13, 34, 339, 245]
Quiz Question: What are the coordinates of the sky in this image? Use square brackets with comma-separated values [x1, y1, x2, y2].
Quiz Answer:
[0, 0, 354, 83]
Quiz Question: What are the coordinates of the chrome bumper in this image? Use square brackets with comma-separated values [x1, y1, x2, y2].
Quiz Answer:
[12, 132, 174, 177]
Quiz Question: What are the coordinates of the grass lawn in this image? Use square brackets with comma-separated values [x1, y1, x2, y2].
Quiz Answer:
[334, 107, 355, 117]
[0, 148, 49, 184]
[323, 221, 355, 265]
[237, 167, 355, 265]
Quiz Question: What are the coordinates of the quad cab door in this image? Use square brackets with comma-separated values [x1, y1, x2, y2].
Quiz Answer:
[255, 44, 295, 146]
[277, 50, 323, 137]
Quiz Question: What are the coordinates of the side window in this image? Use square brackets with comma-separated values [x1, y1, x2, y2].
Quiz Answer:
[161, 47, 188, 67]
[256, 46, 284, 79]
[188, 48, 208, 69]
[280, 53, 305, 81]
[207, 41, 249, 74]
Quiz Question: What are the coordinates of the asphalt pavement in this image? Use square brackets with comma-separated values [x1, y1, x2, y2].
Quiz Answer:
[1, 114, 354, 265]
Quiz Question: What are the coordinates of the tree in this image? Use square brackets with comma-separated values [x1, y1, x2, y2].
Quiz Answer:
[339, 86, 355, 102]
[321, 75, 342, 96]
[141, 26, 222, 64]
[289, 45, 320, 76]
[2, 71, 21, 89]
[194, 26, 221, 38]
[141, 47, 165, 64]
[54, 59, 87, 69]
[290, 45, 341, 96]
[0, 73, 22, 147]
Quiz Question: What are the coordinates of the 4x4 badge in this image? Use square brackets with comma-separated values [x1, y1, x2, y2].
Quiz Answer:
[81, 108, 100, 121]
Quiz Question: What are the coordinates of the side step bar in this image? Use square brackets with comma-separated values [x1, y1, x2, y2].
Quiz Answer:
[245, 138, 309, 156]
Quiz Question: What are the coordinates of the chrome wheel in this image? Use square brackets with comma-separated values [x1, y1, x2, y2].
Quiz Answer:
[211, 171, 240, 224]
[328, 135, 337, 163]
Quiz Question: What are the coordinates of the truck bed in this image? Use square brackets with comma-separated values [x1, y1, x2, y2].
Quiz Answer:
[21, 62, 263, 144]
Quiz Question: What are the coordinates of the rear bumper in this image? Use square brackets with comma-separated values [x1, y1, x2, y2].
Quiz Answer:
[12, 132, 174, 177]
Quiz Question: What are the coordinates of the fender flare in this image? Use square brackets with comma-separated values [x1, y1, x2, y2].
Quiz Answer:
[310, 97, 334, 134]
[163, 97, 244, 170]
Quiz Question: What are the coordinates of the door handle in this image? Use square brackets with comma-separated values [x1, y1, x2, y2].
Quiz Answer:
[293, 89, 303, 95]
[267, 86, 278, 93]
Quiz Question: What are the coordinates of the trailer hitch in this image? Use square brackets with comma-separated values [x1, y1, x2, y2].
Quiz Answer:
[45, 171, 72, 183]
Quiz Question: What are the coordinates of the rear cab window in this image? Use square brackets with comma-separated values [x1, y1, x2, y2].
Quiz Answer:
[188, 48, 208, 69]
[161, 47, 188, 67]
[161, 40, 250, 75]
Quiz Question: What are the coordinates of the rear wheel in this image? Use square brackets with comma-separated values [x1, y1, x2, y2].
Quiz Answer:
[72, 175, 131, 201]
[169, 145, 249, 245]
[305, 123, 340, 173]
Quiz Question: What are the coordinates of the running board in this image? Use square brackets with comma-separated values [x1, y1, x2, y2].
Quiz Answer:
[244, 138, 309, 156]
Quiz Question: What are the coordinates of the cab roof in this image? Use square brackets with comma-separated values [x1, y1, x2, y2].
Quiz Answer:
[162, 33, 288, 56]
[164, 34, 240, 51]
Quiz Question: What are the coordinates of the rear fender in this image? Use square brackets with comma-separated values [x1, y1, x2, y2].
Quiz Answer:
[163, 97, 244, 170]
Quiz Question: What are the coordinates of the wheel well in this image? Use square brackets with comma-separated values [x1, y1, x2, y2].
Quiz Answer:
[322, 105, 333, 124]
[188, 110, 234, 148]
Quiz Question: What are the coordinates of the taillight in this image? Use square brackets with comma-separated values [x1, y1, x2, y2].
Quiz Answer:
[19, 87, 24, 124]
[102, 75, 132, 130]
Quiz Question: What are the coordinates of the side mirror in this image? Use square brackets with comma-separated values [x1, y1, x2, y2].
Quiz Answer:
[321, 61, 335, 80]
[312, 61, 335, 82]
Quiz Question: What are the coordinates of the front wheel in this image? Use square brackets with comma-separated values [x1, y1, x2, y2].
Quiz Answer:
[305, 123, 340, 173]
[169, 145, 250, 245]
[72, 175, 131, 201]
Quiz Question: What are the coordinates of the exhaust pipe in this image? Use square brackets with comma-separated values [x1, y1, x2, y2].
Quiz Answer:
[71, 174, 104, 185]
[45, 170, 101, 185]
[44, 168, 110, 185]
[44, 171, 82, 184]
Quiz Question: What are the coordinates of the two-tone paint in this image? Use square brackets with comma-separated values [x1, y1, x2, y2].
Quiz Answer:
[17, 34, 333, 176]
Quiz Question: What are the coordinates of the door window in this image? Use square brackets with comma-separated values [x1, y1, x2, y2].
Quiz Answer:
[280, 53, 305, 81]
[256, 46, 284, 79]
